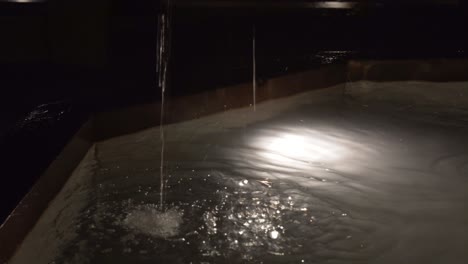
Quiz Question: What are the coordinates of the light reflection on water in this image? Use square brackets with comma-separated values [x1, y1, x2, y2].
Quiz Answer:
[258, 131, 346, 164]
[14, 97, 468, 264]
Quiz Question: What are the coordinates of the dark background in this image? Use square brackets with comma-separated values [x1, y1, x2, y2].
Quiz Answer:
[0, 0, 467, 222]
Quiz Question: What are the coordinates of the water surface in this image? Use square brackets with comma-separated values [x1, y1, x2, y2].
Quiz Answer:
[11, 84, 468, 264]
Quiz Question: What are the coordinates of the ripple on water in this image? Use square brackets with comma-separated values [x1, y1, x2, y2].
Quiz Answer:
[15, 95, 468, 264]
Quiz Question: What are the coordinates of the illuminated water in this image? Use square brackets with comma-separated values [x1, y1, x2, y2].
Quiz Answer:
[11, 84, 468, 264]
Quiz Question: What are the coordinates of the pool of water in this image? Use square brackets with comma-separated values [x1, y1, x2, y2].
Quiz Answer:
[11, 83, 468, 264]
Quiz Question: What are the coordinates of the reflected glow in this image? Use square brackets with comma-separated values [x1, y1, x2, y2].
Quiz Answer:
[269, 230, 279, 239]
[239, 179, 249, 186]
[314, 1, 356, 9]
[269, 135, 307, 159]
[6, 0, 44, 2]
[177, 1, 357, 9]
[257, 130, 349, 164]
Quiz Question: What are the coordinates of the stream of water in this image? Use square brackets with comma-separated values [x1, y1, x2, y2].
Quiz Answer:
[252, 25, 257, 112]
[157, 0, 172, 210]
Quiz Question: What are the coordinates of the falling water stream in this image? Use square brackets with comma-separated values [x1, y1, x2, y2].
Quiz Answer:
[157, 0, 171, 210]
[158, 13, 166, 210]
[94, 0, 185, 239]
[252, 25, 257, 111]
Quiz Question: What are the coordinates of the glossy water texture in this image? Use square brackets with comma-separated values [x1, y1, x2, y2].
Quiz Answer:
[11, 85, 468, 264]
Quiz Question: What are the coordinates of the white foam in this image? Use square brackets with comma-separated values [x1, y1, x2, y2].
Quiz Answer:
[123, 205, 183, 238]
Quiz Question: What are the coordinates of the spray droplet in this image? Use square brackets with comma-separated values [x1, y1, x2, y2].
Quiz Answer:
[269, 230, 279, 239]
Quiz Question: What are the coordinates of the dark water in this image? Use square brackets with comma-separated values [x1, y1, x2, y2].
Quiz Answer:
[11, 88, 468, 264]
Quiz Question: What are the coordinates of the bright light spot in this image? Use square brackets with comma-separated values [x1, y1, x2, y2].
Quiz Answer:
[269, 230, 279, 239]
[269, 135, 307, 159]
[257, 130, 348, 164]
[315, 1, 355, 9]
[239, 179, 249, 186]
[8, 0, 42, 2]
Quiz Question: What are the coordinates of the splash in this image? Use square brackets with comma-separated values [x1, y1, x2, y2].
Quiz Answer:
[123, 204, 183, 238]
